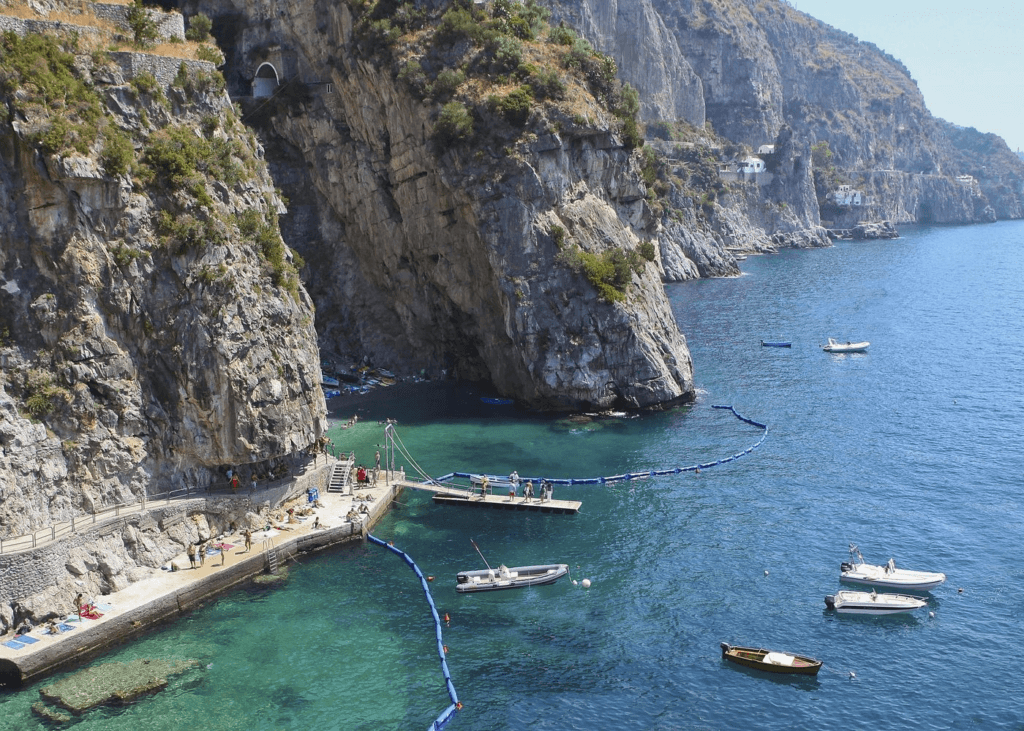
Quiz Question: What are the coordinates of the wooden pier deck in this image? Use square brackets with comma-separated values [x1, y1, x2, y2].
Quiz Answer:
[394, 480, 582, 515]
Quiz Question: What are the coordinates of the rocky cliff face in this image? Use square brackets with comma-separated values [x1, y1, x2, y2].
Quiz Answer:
[196, 0, 695, 410]
[547, 0, 1024, 225]
[0, 26, 326, 541]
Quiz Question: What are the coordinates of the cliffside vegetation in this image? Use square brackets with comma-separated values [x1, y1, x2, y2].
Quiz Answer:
[0, 14, 324, 523]
[340, 0, 659, 302]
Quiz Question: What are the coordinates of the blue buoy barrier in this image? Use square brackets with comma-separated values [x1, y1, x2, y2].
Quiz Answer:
[431, 404, 767, 490]
[367, 534, 461, 730]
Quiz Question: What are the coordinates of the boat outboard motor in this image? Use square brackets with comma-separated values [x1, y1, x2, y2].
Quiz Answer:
[456, 573, 468, 584]
[824, 595, 836, 609]
[840, 562, 853, 572]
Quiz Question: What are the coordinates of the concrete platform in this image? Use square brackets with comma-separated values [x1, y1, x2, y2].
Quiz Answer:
[393, 480, 581, 514]
[0, 479, 402, 689]
[431, 492, 581, 514]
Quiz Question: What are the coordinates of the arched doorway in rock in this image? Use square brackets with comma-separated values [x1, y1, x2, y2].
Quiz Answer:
[252, 62, 279, 98]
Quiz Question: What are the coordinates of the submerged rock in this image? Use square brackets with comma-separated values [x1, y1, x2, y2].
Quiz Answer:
[37, 658, 198, 715]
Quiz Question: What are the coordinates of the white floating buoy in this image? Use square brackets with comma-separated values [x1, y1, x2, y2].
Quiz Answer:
[929, 611, 935, 618]
[764, 570, 769, 576]
[581, 578, 591, 588]
[849, 671, 856, 680]
[572, 580, 578, 586]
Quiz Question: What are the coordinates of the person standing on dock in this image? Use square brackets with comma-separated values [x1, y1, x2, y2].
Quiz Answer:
[524, 481, 533, 502]
[187, 542, 197, 569]
[480, 475, 489, 498]
[508, 478, 517, 502]
[244, 529, 252, 553]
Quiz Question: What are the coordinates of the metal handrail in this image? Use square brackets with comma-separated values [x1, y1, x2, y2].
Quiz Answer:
[0, 456, 331, 556]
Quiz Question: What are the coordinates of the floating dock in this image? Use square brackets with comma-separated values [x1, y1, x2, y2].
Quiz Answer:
[394, 480, 581, 514]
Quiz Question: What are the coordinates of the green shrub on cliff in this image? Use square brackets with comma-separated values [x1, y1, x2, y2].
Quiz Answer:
[556, 246, 637, 303]
[489, 86, 533, 126]
[185, 13, 213, 42]
[126, 0, 159, 48]
[0, 32, 105, 155]
[102, 129, 135, 177]
[433, 101, 474, 147]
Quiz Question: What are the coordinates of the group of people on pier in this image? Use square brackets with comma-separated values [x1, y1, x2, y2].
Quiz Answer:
[477, 471, 555, 502]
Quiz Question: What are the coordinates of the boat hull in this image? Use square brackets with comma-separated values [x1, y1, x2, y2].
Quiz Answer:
[822, 339, 870, 353]
[839, 574, 946, 592]
[824, 591, 927, 615]
[455, 564, 568, 593]
[840, 559, 946, 592]
[720, 643, 821, 675]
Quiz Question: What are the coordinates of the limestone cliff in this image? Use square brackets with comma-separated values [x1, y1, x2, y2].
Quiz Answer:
[197, 0, 695, 409]
[0, 18, 326, 543]
[547, 0, 1024, 225]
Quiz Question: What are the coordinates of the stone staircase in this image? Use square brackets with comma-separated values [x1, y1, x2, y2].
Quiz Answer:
[327, 459, 353, 493]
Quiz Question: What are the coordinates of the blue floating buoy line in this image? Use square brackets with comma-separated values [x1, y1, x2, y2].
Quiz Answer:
[367, 534, 460, 730]
[430, 404, 767, 487]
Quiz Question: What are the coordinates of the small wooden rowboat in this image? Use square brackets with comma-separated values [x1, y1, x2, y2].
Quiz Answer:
[720, 643, 822, 675]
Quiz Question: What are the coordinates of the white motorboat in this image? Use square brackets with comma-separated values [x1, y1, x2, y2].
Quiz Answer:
[455, 563, 569, 593]
[822, 338, 869, 353]
[456, 539, 569, 593]
[824, 590, 927, 615]
[840, 545, 946, 592]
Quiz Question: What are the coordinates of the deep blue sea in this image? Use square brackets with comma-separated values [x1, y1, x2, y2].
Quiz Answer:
[3, 221, 1024, 730]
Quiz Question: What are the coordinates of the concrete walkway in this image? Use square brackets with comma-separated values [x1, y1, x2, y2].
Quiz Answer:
[0, 475, 403, 687]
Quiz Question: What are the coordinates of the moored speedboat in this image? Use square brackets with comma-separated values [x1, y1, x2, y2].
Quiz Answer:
[822, 338, 870, 353]
[456, 564, 569, 593]
[840, 545, 946, 592]
[824, 590, 927, 615]
[720, 643, 822, 675]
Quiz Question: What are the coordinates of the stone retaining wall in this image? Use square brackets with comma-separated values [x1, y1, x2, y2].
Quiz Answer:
[0, 465, 328, 606]
[108, 51, 215, 88]
[90, 2, 185, 41]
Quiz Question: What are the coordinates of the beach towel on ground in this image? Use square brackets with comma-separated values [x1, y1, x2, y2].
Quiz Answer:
[16, 635, 38, 644]
[2, 639, 25, 649]
[58, 623, 76, 632]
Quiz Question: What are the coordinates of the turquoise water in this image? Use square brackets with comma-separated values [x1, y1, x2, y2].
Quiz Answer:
[4, 221, 1024, 729]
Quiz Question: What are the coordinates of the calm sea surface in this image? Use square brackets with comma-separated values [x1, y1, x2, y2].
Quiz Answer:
[3, 221, 1024, 730]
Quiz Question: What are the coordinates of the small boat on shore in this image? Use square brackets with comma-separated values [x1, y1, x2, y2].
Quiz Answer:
[760, 340, 792, 348]
[824, 590, 927, 615]
[720, 643, 822, 675]
[321, 373, 340, 387]
[840, 545, 946, 592]
[822, 338, 870, 353]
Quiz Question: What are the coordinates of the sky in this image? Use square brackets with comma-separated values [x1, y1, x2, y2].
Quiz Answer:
[789, 0, 1023, 152]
